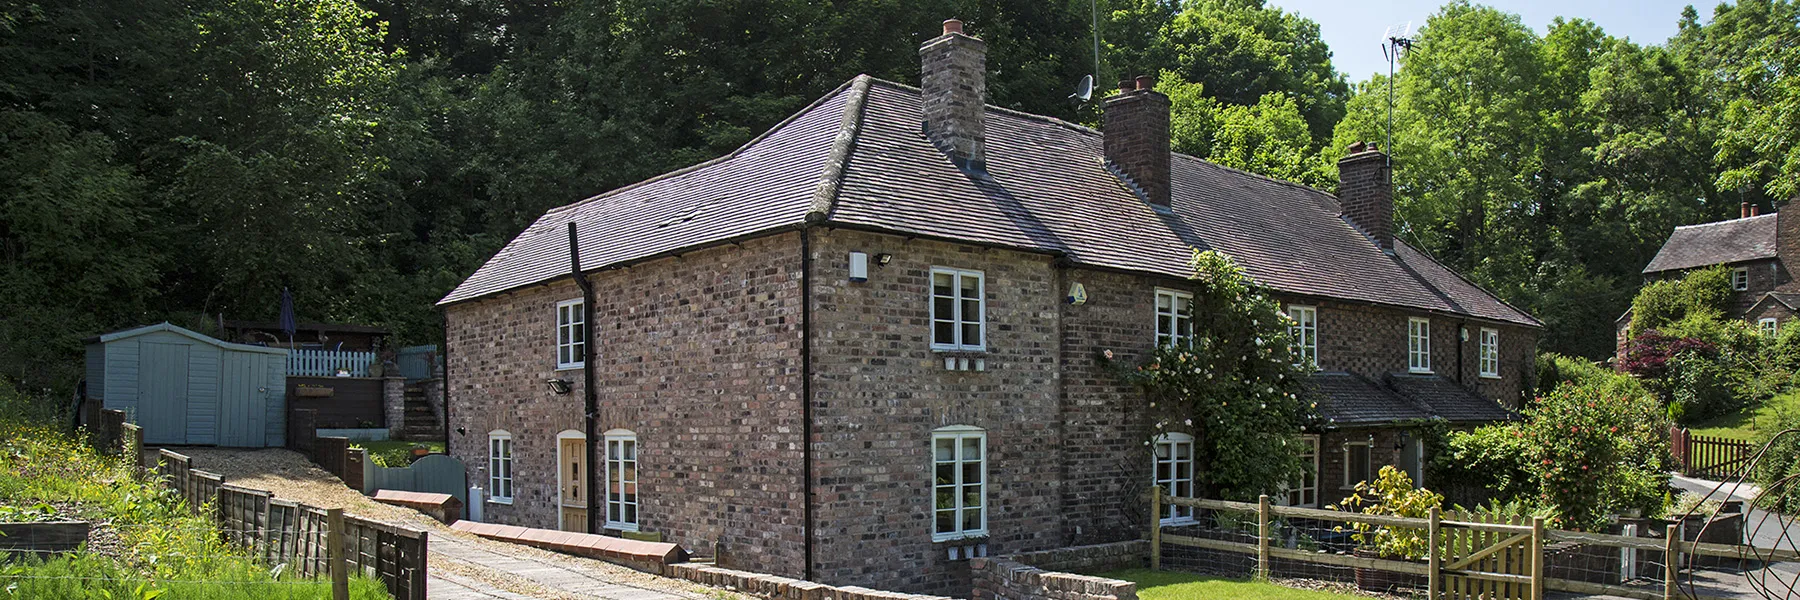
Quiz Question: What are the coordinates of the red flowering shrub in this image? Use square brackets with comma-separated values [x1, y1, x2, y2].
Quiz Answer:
[1520, 384, 1670, 530]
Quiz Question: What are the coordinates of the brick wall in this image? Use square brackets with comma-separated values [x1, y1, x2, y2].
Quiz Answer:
[807, 229, 1065, 595]
[1103, 85, 1172, 207]
[382, 376, 405, 438]
[1746, 298, 1795, 331]
[444, 231, 807, 577]
[1059, 269, 1158, 547]
[969, 541, 1145, 600]
[919, 25, 986, 167]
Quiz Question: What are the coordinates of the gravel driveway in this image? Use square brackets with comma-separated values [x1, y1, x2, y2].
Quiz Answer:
[166, 447, 735, 600]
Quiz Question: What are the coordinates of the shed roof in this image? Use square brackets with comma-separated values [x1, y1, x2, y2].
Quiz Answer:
[440, 76, 1538, 328]
[88, 322, 288, 355]
[1643, 214, 1777, 273]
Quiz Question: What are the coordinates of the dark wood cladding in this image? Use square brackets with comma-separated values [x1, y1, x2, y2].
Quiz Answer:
[287, 376, 384, 428]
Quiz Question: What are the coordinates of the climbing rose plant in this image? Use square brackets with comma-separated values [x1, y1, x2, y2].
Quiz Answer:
[1109, 250, 1318, 501]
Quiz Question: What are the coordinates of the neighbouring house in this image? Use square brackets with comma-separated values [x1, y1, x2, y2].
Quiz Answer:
[84, 323, 288, 447]
[1621, 202, 1800, 354]
[437, 21, 1541, 595]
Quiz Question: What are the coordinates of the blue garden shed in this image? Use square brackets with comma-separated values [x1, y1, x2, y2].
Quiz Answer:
[85, 323, 288, 447]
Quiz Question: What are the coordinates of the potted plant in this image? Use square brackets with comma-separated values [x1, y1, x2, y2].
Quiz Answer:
[1332, 465, 1441, 592]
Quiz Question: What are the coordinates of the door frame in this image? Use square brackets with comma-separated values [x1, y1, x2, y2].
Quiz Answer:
[555, 429, 586, 532]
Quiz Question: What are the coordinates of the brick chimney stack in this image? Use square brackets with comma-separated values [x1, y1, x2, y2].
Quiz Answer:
[1104, 75, 1172, 208]
[920, 19, 987, 170]
[1337, 142, 1395, 252]
[1780, 200, 1800, 293]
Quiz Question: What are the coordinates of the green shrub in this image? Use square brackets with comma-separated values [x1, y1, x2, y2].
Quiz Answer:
[1535, 352, 1649, 401]
[1751, 404, 1800, 512]
[1666, 353, 1743, 423]
[1434, 424, 1536, 504]
[1628, 266, 1734, 339]
[1524, 383, 1670, 529]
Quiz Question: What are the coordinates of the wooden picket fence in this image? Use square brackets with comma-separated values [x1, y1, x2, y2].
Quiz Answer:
[157, 449, 428, 600]
[1149, 489, 1796, 600]
[288, 349, 377, 377]
[1671, 427, 1755, 480]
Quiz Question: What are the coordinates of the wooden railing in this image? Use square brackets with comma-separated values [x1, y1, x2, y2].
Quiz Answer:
[1148, 489, 1791, 600]
[288, 349, 377, 377]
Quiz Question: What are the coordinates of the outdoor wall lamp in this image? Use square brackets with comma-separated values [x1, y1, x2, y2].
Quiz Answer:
[875, 253, 893, 266]
[545, 378, 573, 395]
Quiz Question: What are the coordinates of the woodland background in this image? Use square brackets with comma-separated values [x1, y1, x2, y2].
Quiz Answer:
[5, 0, 1800, 395]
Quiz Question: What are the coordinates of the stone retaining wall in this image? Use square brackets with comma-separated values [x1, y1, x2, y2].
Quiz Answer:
[970, 541, 1146, 600]
[664, 563, 956, 600]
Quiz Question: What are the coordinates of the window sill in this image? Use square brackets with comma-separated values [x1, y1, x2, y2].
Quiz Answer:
[930, 347, 988, 355]
[605, 522, 639, 533]
[555, 364, 585, 372]
[488, 498, 513, 505]
[932, 532, 989, 544]
[1479, 374, 1502, 380]
[1158, 518, 1198, 527]
[1408, 368, 1432, 375]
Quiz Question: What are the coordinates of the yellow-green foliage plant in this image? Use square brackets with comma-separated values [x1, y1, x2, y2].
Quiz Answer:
[1330, 466, 1443, 560]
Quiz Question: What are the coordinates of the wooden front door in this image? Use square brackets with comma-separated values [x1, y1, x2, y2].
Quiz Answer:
[559, 436, 588, 532]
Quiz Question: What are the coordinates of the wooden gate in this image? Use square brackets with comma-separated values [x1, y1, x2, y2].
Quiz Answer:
[1440, 511, 1536, 600]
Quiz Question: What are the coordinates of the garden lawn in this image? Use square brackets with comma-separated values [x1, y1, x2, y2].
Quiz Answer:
[1689, 390, 1800, 441]
[1097, 569, 1367, 600]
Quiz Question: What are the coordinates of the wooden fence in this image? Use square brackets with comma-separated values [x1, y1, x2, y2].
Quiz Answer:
[289, 349, 378, 377]
[1671, 427, 1756, 480]
[1149, 489, 1794, 600]
[152, 449, 428, 600]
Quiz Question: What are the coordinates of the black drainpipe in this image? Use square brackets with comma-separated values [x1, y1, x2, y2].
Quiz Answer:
[800, 227, 815, 581]
[1455, 321, 1466, 385]
[568, 222, 601, 534]
[440, 310, 452, 448]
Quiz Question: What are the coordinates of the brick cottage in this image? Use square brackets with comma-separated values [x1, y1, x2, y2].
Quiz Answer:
[1620, 201, 1800, 356]
[437, 20, 1541, 595]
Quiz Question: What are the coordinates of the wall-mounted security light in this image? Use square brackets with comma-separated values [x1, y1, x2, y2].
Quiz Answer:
[545, 378, 573, 395]
[875, 253, 894, 267]
[849, 252, 869, 282]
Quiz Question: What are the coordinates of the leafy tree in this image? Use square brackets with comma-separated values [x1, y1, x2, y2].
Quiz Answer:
[1627, 266, 1733, 338]
[1161, 72, 1329, 187]
[1109, 250, 1317, 501]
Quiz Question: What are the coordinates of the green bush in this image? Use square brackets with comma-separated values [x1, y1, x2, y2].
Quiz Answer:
[1524, 383, 1670, 529]
[1433, 424, 1536, 504]
[1751, 404, 1800, 512]
[1666, 353, 1744, 423]
[1535, 352, 1649, 401]
[1628, 266, 1734, 339]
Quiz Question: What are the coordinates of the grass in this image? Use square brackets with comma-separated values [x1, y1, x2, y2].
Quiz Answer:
[353, 440, 445, 468]
[1097, 569, 1368, 600]
[1688, 390, 1800, 440]
[0, 386, 388, 599]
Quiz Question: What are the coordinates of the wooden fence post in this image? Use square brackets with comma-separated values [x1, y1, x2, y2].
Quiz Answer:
[329, 507, 349, 600]
[1530, 516, 1545, 600]
[1427, 506, 1440, 600]
[1149, 486, 1162, 571]
[1256, 494, 1271, 581]
[1663, 523, 1679, 600]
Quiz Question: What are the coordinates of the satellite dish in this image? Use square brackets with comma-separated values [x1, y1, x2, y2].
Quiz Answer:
[1069, 74, 1094, 102]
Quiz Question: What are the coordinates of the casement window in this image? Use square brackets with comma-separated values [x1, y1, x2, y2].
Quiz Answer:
[1288, 305, 1317, 366]
[605, 430, 639, 531]
[1762, 318, 1780, 337]
[1407, 318, 1431, 373]
[556, 298, 586, 370]
[932, 426, 987, 541]
[1733, 267, 1750, 291]
[488, 431, 514, 504]
[930, 268, 986, 351]
[1285, 435, 1320, 508]
[1155, 289, 1194, 346]
[1479, 328, 1501, 378]
[1153, 433, 1196, 524]
[1343, 441, 1372, 489]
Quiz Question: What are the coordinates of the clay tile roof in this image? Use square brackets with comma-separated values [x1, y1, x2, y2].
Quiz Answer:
[1305, 372, 1431, 426]
[1643, 214, 1777, 274]
[439, 77, 1540, 329]
[1384, 373, 1516, 423]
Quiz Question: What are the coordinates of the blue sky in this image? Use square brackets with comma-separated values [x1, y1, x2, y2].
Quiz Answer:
[1263, 0, 1714, 80]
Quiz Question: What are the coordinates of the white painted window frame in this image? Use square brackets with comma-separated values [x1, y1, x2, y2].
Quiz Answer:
[1285, 435, 1320, 508]
[1733, 267, 1750, 291]
[1155, 289, 1195, 347]
[1761, 318, 1780, 337]
[604, 429, 639, 532]
[1408, 318, 1432, 374]
[1343, 441, 1372, 490]
[1288, 305, 1318, 367]
[930, 268, 987, 352]
[488, 430, 514, 504]
[556, 298, 586, 370]
[932, 425, 987, 541]
[1153, 432, 1197, 524]
[1479, 328, 1501, 379]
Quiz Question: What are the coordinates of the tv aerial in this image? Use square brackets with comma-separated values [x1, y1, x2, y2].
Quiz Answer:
[1380, 21, 1415, 165]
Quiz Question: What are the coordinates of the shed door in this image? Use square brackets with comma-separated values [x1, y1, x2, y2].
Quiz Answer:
[218, 352, 269, 447]
[140, 343, 190, 444]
